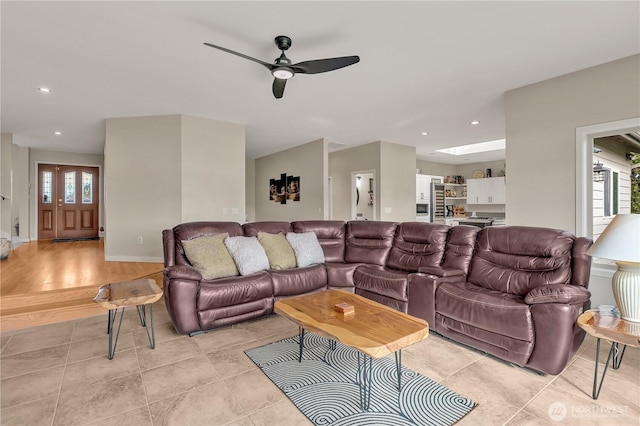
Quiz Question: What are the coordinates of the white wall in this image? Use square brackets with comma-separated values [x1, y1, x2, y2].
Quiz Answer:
[105, 115, 182, 261]
[11, 144, 29, 241]
[180, 115, 245, 223]
[254, 139, 327, 221]
[380, 142, 416, 222]
[416, 160, 456, 178]
[104, 114, 245, 261]
[245, 158, 255, 223]
[0, 133, 13, 239]
[505, 54, 640, 230]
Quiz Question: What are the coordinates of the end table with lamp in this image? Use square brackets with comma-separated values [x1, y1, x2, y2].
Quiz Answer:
[586, 214, 640, 323]
[581, 213, 640, 399]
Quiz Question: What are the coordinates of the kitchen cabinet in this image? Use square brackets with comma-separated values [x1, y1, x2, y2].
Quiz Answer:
[416, 174, 442, 201]
[466, 177, 505, 204]
[416, 175, 430, 201]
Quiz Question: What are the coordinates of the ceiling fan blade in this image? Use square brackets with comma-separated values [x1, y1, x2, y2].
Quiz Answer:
[291, 56, 360, 74]
[272, 78, 287, 99]
[204, 43, 272, 70]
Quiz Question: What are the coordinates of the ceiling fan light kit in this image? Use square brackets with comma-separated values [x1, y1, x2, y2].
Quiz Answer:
[204, 35, 359, 99]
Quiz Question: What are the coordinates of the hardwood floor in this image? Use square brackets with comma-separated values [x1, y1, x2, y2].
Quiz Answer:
[0, 239, 163, 331]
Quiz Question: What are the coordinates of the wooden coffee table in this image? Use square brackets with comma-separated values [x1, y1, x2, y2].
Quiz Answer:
[577, 308, 640, 399]
[274, 289, 429, 410]
[94, 279, 163, 360]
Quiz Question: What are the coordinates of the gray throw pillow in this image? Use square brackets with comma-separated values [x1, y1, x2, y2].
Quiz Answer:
[224, 235, 270, 276]
[181, 233, 239, 279]
[286, 231, 325, 268]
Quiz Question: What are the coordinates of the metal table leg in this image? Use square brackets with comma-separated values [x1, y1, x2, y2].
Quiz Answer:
[395, 350, 402, 390]
[591, 338, 627, 399]
[298, 327, 305, 362]
[357, 352, 373, 411]
[107, 307, 125, 360]
[137, 303, 156, 349]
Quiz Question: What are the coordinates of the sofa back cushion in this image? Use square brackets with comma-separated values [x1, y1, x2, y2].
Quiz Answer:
[345, 221, 398, 266]
[172, 222, 244, 266]
[291, 220, 346, 263]
[242, 221, 292, 237]
[440, 225, 481, 273]
[467, 226, 575, 296]
[385, 222, 449, 272]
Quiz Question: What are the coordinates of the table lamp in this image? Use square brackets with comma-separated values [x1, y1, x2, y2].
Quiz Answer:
[587, 214, 640, 322]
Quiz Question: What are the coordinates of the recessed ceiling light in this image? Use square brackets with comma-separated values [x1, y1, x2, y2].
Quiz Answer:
[54, 131, 61, 135]
[421, 132, 428, 136]
[470, 120, 480, 125]
[38, 87, 51, 93]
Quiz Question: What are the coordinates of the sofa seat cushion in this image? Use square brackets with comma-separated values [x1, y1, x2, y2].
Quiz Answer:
[198, 271, 273, 311]
[353, 266, 409, 302]
[270, 264, 327, 297]
[436, 281, 533, 342]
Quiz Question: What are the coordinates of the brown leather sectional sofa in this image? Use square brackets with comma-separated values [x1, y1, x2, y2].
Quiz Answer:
[162, 220, 592, 375]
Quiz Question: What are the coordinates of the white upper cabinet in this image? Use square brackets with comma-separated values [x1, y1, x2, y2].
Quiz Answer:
[466, 177, 505, 204]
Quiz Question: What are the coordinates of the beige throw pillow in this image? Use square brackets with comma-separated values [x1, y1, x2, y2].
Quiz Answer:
[181, 233, 239, 279]
[258, 232, 297, 270]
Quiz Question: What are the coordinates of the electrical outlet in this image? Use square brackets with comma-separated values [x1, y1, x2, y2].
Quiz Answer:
[137, 236, 143, 245]
[231, 207, 239, 214]
[223, 207, 229, 214]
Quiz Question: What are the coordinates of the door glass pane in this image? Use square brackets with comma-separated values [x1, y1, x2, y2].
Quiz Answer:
[42, 171, 53, 203]
[64, 171, 76, 204]
[82, 172, 93, 204]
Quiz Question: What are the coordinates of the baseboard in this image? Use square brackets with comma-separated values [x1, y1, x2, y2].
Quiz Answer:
[105, 255, 163, 263]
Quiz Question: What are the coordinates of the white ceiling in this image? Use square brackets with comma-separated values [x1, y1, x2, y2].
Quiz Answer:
[2, 1, 639, 165]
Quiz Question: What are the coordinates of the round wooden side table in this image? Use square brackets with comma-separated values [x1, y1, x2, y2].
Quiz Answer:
[577, 308, 640, 399]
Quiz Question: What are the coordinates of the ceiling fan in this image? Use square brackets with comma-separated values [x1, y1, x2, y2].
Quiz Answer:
[204, 35, 360, 99]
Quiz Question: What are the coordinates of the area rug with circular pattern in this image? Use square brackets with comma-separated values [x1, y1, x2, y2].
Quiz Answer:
[245, 333, 477, 425]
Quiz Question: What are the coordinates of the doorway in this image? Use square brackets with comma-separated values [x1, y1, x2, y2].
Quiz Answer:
[352, 171, 375, 221]
[37, 164, 100, 240]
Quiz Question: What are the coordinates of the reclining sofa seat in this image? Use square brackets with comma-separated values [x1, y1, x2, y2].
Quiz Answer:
[163, 220, 350, 335]
[433, 226, 592, 375]
[291, 220, 354, 290]
[354, 222, 451, 312]
[243, 221, 327, 300]
[162, 221, 274, 335]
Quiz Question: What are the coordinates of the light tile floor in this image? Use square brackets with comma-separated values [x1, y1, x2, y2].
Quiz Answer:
[0, 299, 638, 425]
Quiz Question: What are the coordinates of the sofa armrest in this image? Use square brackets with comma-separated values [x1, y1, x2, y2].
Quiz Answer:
[165, 265, 203, 281]
[418, 266, 465, 277]
[524, 284, 591, 305]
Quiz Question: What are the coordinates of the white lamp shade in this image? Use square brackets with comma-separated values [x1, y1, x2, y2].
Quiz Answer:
[587, 214, 640, 263]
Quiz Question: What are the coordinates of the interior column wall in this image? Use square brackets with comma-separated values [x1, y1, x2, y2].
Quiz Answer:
[505, 54, 640, 231]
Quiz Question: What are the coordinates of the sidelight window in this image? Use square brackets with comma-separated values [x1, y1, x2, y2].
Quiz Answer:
[42, 171, 53, 203]
[82, 172, 93, 204]
[64, 171, 76, 203]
